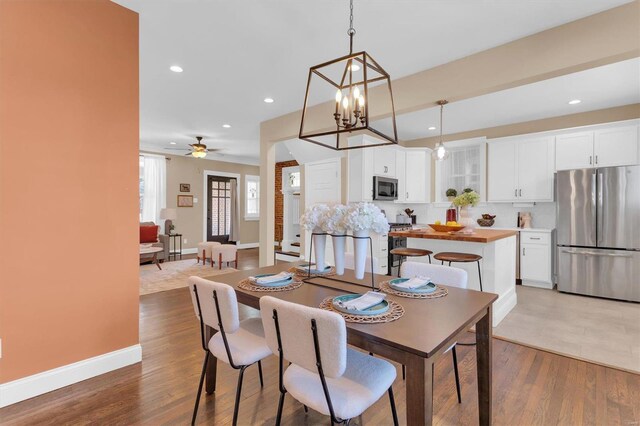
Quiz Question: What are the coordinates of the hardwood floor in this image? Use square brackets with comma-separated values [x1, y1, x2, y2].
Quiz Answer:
[2, 251, 639, 425]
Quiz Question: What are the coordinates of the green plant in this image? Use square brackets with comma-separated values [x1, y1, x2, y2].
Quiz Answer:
[452, 191, 480, 207]
[463, 187, 473, 193]
[446, 188, 457, 197]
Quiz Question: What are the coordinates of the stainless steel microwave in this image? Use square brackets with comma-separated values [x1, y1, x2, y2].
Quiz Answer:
[373, 176, 398, 201]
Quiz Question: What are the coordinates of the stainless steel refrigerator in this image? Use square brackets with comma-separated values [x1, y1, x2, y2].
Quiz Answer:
[556, 165, 640, 302]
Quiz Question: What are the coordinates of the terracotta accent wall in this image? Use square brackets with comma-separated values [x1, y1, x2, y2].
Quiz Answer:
[274, 160, 299, 244]
[0, 0, 139, 383]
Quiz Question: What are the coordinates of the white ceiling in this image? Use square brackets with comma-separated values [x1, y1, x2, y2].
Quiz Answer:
[373, 58, 640, 141]
[113, 0, 634, 164]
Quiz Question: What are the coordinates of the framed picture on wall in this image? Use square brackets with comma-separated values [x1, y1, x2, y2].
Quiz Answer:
[179, 183, 190, 192]
[177, 195, 194, 207]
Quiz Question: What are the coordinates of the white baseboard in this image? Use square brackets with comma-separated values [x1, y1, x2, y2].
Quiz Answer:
[237, 242, 259, 249]
[0, 344, 142, 408]
[181, 248, 198, 255]
[492, 287, 517, 327]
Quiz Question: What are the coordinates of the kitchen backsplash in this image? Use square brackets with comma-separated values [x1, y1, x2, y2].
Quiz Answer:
[375, 201, 556, 230]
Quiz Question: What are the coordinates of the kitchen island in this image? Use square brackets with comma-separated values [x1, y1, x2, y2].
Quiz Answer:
[389, 228, 517, 326]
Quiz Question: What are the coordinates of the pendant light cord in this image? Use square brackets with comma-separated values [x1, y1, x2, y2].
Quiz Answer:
[348, 0, 356, 54]
[439, 103, 444, 144]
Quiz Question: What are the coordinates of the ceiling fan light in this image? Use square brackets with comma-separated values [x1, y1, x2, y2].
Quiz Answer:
[192, 151, 206, 158]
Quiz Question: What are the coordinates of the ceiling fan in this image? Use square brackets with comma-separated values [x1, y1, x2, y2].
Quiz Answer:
[167, 136, 219, 158]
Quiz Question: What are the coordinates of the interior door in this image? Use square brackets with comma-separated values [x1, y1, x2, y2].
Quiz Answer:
[304, 159, 341, 262]
[597, 165, 640, 249]
[556, 169, 596, 247]
[206, 176, 233, 243]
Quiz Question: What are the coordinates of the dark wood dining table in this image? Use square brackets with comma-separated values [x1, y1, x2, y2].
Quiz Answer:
[203, 263, 497, 426]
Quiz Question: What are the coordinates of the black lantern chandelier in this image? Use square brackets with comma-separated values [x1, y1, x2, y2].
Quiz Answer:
[298, 0, 398, 150]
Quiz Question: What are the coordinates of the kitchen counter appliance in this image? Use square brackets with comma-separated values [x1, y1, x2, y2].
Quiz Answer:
[556, 165, 640, 302]
[373, 176, 398, 201]
[387, 223, 412, 276]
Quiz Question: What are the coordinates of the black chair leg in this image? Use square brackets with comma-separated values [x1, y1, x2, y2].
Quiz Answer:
[449, 261, 452, 266]
[191, 351, 210, 426]
[232, 366, 247, 426]
[388, 386, 399, 426]
[275, 391, 286, 426]
[257, 360, 264, 387]
[451, 346, 462, 404]
[397, 256, 403, 277]
[477, 260, 483, 291]
[428, 254, 432, 264]
[402, 364, 405, 380]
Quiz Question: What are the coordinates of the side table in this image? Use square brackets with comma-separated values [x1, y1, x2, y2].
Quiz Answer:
[168, 233, 183, 261]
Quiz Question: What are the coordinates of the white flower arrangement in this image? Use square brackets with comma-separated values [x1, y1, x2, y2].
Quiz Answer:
[301, 202, 390, 234]
[300, 204, 331, 231]
[344, 202, 390, 234]
[321, 203, 349, 235]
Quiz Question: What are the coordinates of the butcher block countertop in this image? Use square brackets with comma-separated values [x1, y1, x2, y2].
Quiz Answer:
[389, 228, 517, 243]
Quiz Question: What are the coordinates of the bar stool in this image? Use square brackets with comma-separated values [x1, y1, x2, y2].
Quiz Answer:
[389, 248, 432, 277]
[433, 252, 483, 291]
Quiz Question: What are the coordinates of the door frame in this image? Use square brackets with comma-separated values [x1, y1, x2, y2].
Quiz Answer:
[202, 170, 241, 244]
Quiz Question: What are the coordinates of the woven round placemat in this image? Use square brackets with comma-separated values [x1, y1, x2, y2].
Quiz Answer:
[237, 278, 303, 292]
[288, 266, 337, 279]
[319, 297, 404, 324]
[379, 280, 448, 299]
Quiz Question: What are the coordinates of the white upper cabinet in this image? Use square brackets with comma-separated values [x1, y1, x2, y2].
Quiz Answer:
[555, 132, 594, 170]
[403, 149, 430, 203]
[487, 142, 517, 201]
[487, 136, 554, 202]
[593, 125, 639, 167]
[349, 145, 430, 203]
[348, 148, 374, 202]
[373, 146, 397, 177]
[518, 137, 554, 201]
[555, 124, 639, 171]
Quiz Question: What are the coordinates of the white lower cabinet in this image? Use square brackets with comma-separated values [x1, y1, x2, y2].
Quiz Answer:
[520, 230, 553, 289]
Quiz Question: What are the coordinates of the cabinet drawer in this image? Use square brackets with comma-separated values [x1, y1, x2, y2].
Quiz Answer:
[520, 232, 549, 245]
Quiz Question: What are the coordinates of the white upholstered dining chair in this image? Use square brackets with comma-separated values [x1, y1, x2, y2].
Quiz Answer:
[400, 261, 468, 403]
[259, 296, 399, 426]
[188, 276, 271, 426]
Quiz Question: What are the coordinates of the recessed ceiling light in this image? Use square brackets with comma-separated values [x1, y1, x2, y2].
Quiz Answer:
[169, 142, 176, 145]
[222, 124, 231, 128]
[568, 99, 581, 105]
[428, 126, 436, 130]
[264, 97, 274, 103]
[170, 65, 183, 73]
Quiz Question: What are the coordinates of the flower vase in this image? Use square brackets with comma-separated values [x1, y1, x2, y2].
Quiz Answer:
[458, 206, 476, 232]
[332, 234, 347, 275]
[312, 227, 326, 270]
[353, 229, 370, 279]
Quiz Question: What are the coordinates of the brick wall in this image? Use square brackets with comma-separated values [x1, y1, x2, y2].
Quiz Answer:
[275, 160, 299, 244]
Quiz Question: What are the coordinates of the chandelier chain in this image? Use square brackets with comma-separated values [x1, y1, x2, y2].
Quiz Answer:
[348, 0, 355, 36]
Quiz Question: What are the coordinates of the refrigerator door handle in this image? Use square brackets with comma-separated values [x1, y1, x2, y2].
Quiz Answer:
[597, 171, 604, 245]
[591, 171, 597, 245]
[561, 249, 632, 258]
